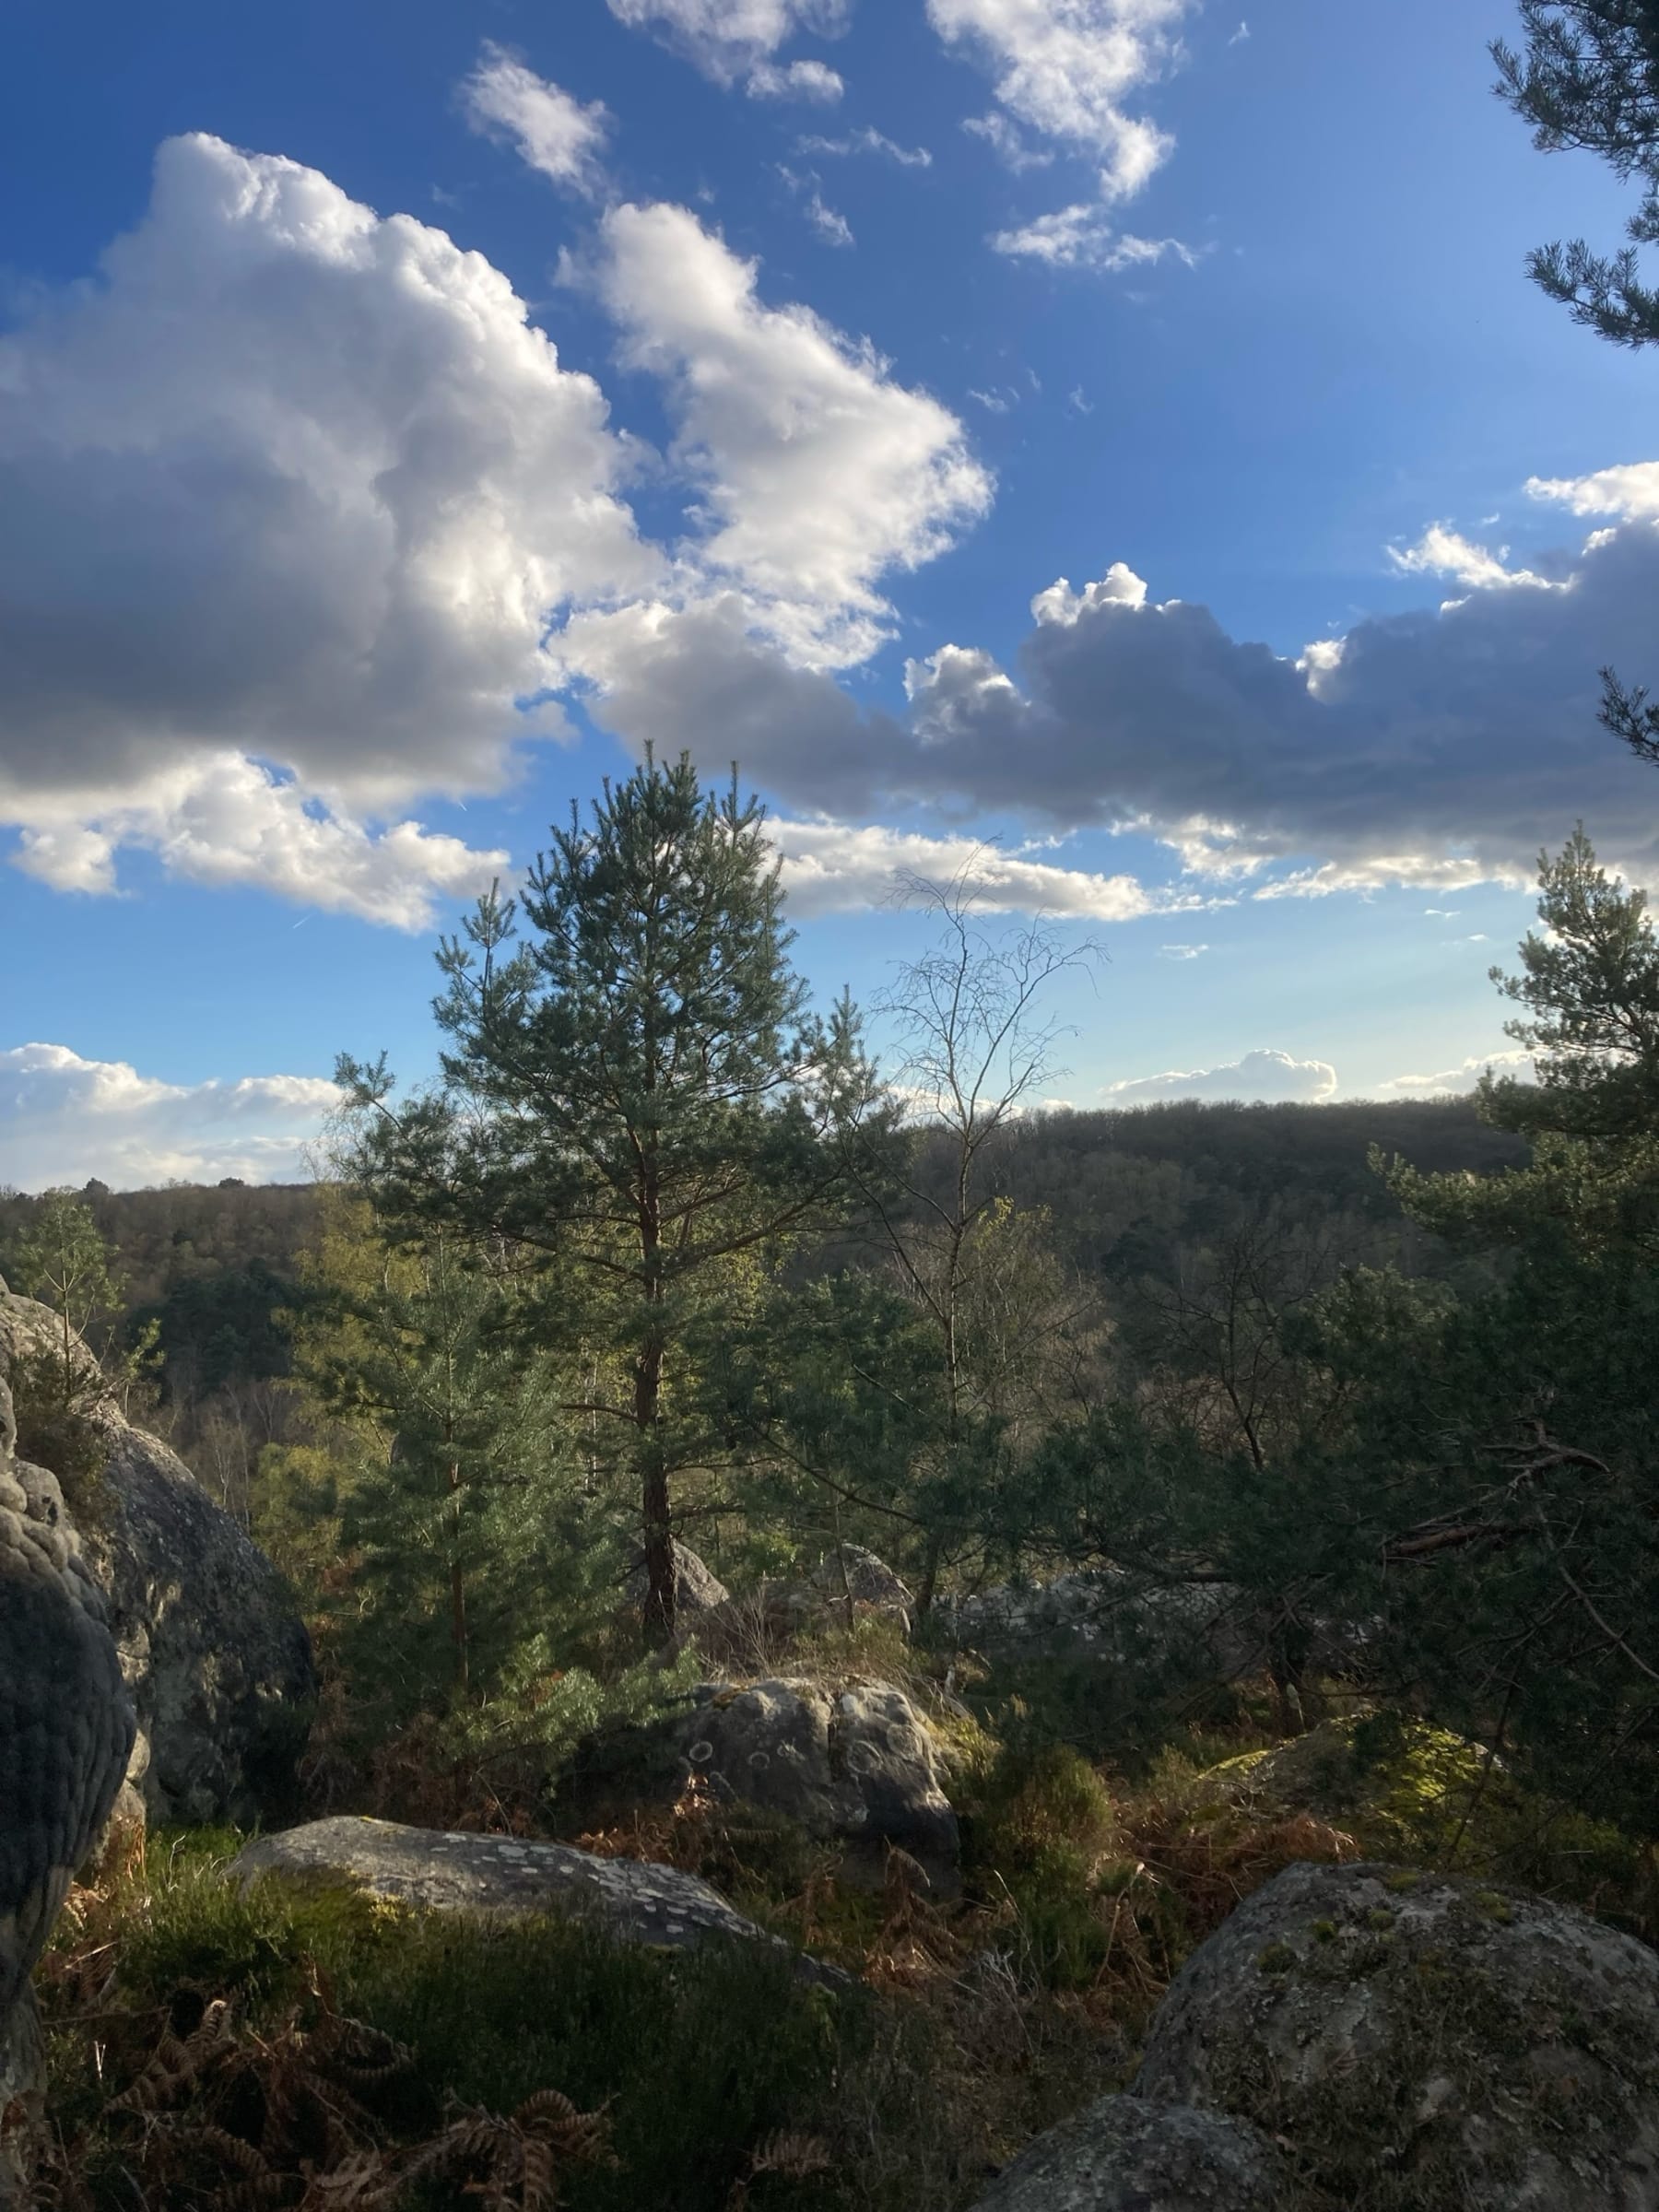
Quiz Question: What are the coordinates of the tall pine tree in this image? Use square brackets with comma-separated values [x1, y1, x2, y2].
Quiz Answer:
[338, 752, 877, 1643]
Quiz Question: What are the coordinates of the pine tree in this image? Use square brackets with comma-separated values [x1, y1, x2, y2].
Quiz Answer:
[1494, 5, 1659, 755]
[1384, 830, 1659, 1253]
[1495, 1, 1659, 349]
[265, 1191, 613, 1735]
[338, 752, 878, 1644]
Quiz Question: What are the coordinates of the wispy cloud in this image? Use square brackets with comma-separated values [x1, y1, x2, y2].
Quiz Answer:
[460, 44, 610, 194]
[991, 206, 1196, 272]
[799, 124, 932, 166]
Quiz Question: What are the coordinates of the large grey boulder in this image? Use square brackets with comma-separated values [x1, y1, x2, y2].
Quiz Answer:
[806, 1544, 913, 1631]
[229, 1817, 844, 1986]
[738, 1544, 916, 1646]
[1137, 1860, 1659, 2211]
[563, 1676, 959, 1883]
[0, 1372, 135, 2206]
[969, 2096, 1287, 2211]
[623, 1540, 730, 1622]
[0, 1288, 314, 1825]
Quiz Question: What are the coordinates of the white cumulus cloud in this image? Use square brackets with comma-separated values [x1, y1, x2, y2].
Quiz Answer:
[642, 488, 1659, 900]
[1387, 522, 1559, 598]
[0, 1043, 339, 1192]
[11, 756, 506, 930]
[1104, 1047, 1338, 1105]
[770, 818, 1188, 918]
[930, 0, 1194, 200]
[584, 201, 991, 664]
[0, 133, 652, 917]
[606, 0, 850, 95]
[1527, 462, 1659, 521]
[460, 45, 611, 193]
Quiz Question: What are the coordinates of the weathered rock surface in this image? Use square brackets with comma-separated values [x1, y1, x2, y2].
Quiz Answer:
[0, 1287, 315, 1825]
[938, 1569, 1253, 1679]
[805, 1544, 913, 1630]
[564, 1676, 959, 1882]
[229, 1818, 844, 1985]
[969, 2095, 1287, 2212]
[0, 1366, 135, 2206]
[1137, 1859, 1659, 2211]
[735, 1544, 916, 1646]
[623, 1540, 729, 1621]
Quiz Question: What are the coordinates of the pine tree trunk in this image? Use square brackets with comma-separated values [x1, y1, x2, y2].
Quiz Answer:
[636, 1165, 677, 1650]
[449, 1461, 469, 1692]
[638, 1341, 676, 1649]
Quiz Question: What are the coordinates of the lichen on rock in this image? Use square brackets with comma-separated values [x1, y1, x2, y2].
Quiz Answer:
[1136, 1859, 1659, 2211]
[0, 1285, 315, 1826]
[967, 2094, 1288, 2211]
[229, 1817, 847, 1987]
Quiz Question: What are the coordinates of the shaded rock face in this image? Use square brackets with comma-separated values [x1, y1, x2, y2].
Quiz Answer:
[806, 1544, 912, 1631]
[969, 2095, 1287, 2212]
[229, 1818, 843, 1987]
[938, 1569, 1253, 1678]
[0, 1288, 315, 1826]
[735, 1545, 915, 1647]
[623, 1541, 729, 1622]
[1137, 1860, 1659, 2211]
[567, 1677, 959, 1883]
[0, 1371, 135, 2205]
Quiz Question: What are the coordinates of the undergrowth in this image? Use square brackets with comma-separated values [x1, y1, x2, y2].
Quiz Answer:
[35, 1837, 944, 2212]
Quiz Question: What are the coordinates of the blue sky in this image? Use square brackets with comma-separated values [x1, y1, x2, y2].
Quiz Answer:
[4, 0, 1657, 1187]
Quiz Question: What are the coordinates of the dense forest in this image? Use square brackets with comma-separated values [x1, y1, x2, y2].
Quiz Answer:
[0, 1088, 1519, 1559]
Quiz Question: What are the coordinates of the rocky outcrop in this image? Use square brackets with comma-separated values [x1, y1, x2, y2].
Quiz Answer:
[562, 1677, 959, 1884]
[229, 1818, 845, 1986]
[969, 2096, 1287, 2212]
[0, 1371, 135, 2206]
[768, 1543, 914, 1632]
[0, 1286, 314, 1826]
[937, 1568, 1254, 1679]
[623, 1541, 729, 1622]
[1137, 1860, 1659, 2210]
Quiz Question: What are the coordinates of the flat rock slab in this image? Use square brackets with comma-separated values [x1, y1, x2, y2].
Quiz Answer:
[229, 1817, 846, 1988]
[969, 2095, 1286, 2212]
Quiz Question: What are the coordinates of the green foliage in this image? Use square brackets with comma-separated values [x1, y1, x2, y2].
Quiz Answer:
[267, 1190, 629, 1770]
[134, 1256, 299, 1399]
[336, 752, 882, 1646]
[3, 1189, 158, 1509]
[1383, 831, 1659, 1253]
[45, 1834, 954, 2212]
[1494, 0, 1659, 350]
[8, 1186, 127, 1346]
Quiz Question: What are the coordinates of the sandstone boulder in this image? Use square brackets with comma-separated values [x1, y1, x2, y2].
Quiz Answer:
[564, 1676, 959, 1883]
[969, 2096, 1287, 2212]
[1136, 1859, 1659, 2211]
[736, 1544, 915, 1647]
[229, 1817, 845, 1986]
[0, 1286, 315, 1825]
[806, 1543, 913, 1630]
[622, 1541, 730, 1622]
[0, 1372, 135, 2207]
